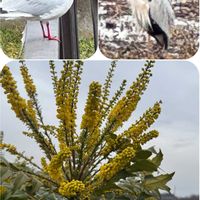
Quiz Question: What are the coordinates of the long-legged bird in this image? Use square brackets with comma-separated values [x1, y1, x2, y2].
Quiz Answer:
[128, 0, 175, 49]
[0, 0, 74, 41]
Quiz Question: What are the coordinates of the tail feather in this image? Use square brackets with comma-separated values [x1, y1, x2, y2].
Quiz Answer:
[0, 12, 33, 19]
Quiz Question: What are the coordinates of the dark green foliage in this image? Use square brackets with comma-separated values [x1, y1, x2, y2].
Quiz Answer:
[0, 156, 67, 200]
[93, 148, 174, 200]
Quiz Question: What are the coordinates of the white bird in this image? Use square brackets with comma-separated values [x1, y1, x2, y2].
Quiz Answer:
[127, 0, 175, 49]
[0, 0, 74, 41]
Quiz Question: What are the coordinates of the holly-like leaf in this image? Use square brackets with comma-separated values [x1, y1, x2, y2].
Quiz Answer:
[13, 172, 29, 191]
[127, 160, 158, 172]
[8, 190, 29, 200]
[151, 150, 163, 168]
[143, 172, 175, 191]
[94, 169, 132, 195]
[133, 150, 152, 161]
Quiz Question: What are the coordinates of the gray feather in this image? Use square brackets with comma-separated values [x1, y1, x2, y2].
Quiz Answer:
[149, 0, 175, 37]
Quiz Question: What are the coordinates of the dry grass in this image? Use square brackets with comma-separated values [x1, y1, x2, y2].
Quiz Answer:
[0, 20, 26, 58]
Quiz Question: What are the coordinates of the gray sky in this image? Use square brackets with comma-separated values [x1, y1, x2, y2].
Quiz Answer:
[0, 60, 199, 197]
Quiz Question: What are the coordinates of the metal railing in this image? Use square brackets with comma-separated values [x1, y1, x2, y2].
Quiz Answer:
[59, 0, 98, 59]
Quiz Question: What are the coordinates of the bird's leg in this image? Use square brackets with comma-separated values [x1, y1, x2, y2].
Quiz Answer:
[147, 34, 151, 49]
[46, 22, 60, 42]
[40, 21, 48, 38]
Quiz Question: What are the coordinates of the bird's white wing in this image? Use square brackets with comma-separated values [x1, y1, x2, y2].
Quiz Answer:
[128, 0, 152, 31]
[149, 0, 175, 36]
[2, 0, 67, 16]
[40, 0, 74, 20]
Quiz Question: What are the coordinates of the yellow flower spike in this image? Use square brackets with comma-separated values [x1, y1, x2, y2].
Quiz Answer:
[20, 65, 36, 98]
[125, 101, 161, 140]
[139, 130, 159, 145]
[41, 157, 48, 172]
[97, 147, 135, 182]
[81, 82, 102, 131]
[46, 154, 64, 181]
[46, 144, 71, 181]
[102, 101, 162, 156]
[0, 143, 17, 154]
[59, 180, 85, 198]
[107, 61, 155, 133]
[0, 66, 28, 123]
[55, 61, 83, 146]
[0, 185, 7, 196]
[59, 143, 71, 158]
[27, 100, 39, 128]
[81, 82, 102, 151]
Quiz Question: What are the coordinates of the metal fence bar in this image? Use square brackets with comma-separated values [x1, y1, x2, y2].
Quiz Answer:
[0, 0, 6, 13]
[90, 0, 98, 50]
[59, 0, 79, 59]
[0, 0, 2, 13]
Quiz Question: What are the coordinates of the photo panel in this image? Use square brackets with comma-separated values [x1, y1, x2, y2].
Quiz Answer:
[0, 60, 198, 199]
[99, 0, 199, 59]
[0, 0, 97, 59]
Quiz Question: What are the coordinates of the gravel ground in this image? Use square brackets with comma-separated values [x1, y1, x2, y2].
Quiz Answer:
[99, 0, 199, 59]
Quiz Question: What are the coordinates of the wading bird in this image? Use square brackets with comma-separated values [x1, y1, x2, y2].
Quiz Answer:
[0, 0, 74, 41]
[127, 0, 175, 49]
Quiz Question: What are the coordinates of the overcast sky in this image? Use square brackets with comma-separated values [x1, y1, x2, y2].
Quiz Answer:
[0, 60, 199, 197]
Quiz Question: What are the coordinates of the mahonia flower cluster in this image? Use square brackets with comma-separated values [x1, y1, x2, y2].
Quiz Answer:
[45, 144, 71, 181]
[100, 62, 116, 117]
[125, 101, 161, 139]
[49, 60, 58, 93]
[59, 180, 85, 197]
[101, 134, 128, 157]
[27, 100, 39, 128]
[107, 61, 155, 133]
[55, 61, 83, 144]
[81, 82, 101, 131]
[0, 66, 40, 131]
[138, 130, 159, 145]
[1, 60, 164, 199]
[98, 147, 135, 181]
[20, 64, 36, 98]
[102, 79, 127, 120]
[102, 101, 161, 156]
[41, 157, 48, 172]
[0, 143, 17, 154]
[81, 82, 102, 152]
[0, 66, 29, 123]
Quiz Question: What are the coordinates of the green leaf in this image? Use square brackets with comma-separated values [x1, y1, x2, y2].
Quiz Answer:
[143, 172, 175, 191]
[24, 177, 42, 195]
[9, 190, 29, 200]
[159, 185, 171, 193]
[94, 169, 132, 195]
[147, 146, 157, 154]
[127, 160, 158, 172]
[0, 156, 10, 166]
[151, 150, 163, 168]
[12, 172, 29, 191]
[1, 166, 12, 180]
[134, 150, 152, 161]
